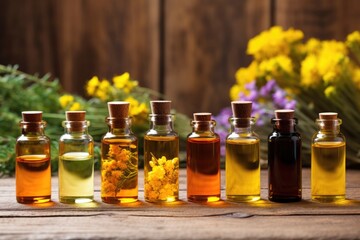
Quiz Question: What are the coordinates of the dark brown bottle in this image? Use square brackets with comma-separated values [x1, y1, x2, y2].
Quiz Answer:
[268, 109, 302, 202]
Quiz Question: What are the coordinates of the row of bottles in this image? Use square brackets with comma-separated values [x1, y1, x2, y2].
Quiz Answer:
[15, 100, 346, 204]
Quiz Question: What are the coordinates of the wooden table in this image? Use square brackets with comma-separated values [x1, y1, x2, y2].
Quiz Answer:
[0, 169, 359, 239]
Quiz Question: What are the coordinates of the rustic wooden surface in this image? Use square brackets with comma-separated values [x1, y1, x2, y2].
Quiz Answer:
[0, 169, 359, 239]
[1, 0, 360, 116]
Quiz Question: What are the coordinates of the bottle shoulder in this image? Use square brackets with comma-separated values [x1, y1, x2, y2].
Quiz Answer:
[60, 133, 93, 142]
[226, 131, 259, 140]
[146, 129, 178, 137]
[312, 131, 345, 143]
[16, 134, 50, 143]
[102, 132, 137, 143]
[268, 131, 301, 141]
[187, 131, 219, 139]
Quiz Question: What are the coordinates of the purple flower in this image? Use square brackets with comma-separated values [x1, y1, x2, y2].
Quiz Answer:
[260, 79, 276, 96]
[272, 88, 287, 107]
[285, 100, 296, 109]
[214, 107, 231, 126]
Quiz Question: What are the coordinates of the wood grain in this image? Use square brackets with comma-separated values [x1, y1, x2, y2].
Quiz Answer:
[275, 0, 360, 40]
[164, 0, 270, 116]
[0, 0, 160, 94]
[0, 169, 359, 239]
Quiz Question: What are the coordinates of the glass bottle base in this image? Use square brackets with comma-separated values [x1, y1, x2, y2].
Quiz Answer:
[227, 194, 260, 202]
[145, 196, 178, 203]
[269, 195, 301, 203]
[17, 195, 51, 204]
[60, 196, 93, 204]
[102, 196, 138, 204]
[311, 195, 345, 203]
[188, 195, 220, 203]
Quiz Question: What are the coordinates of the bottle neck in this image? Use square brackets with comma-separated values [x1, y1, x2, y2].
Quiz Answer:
[20, 121, 46, 136]
[229, 117, 255, 134]
[63, 121, 90, 134]
[191, 120, 216, 133]
[106, 117, 132, 135]
[272, 118, 297, 133]
[316, 119, 341, 134]
[149, 114, 174, 133]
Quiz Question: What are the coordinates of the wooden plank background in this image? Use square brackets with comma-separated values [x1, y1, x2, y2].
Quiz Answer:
[0, 0, 360, 116]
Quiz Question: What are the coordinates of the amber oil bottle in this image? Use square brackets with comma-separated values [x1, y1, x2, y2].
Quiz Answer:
[226, 101, 260, 202]
[144, 100, 179, 203]
[311, 112, 346, 202]
[101, 101, 138, 203]
[268, 109, 302, 202]
[59, 111, 94, 204]
[16, 111, 51, 204]
[187, 112, 221, 202]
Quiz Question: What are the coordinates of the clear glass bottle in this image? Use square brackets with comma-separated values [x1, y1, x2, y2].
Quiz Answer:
[226, 101, 260, 202]
[187, 112, 220, 202]
[311, 112, 346, 202]
[16, 111, 51, 204]
[144, 100, 179, 203]
[268, 109, 302, 202]
[59, 111, 94, 204]
[101, 101, 138, 203]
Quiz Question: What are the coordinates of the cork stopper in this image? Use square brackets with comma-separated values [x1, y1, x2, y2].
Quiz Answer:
[22, 111, 42, 122]
[274, 109, 295, 132]
[193, 112, 212, 121]
[108, 101, 129, 118]
[275, 109, 294, 119]
[319, 112, 338, 120]
[66, 111, 86, 121]
[319, 112, 338, 130]
[231, 101, 252, 118]
[150, 100, 171, 115]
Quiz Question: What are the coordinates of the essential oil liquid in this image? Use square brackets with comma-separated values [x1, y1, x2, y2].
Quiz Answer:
[101, 139, 138, 203]
[311, 142, 346, 202]
[226, 139, 260, 202]
[59, 152, 94, 203]
[144, 136, 179, 202]
[187, 138, 220, 202]
[16, 154, 51, 204]
[268, 136, 302, 202]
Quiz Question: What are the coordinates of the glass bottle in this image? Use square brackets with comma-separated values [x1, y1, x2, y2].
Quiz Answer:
[59, 111, 94, 204]
[16, 111, 51, 204]
[268, 109, 302, 202]
[144, 100, 179, 203]
[101, 101, 138, 203]
[226, 101, 260, 202]
[311, 112, 345, 202]
[187, 112, 221, 202]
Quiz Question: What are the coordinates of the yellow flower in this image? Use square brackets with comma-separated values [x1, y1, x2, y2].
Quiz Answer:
[95, 79, 111, 101]
[86, 76, 100, 96]
[347, 31, 360, 44]
[59, 94, 74, 109]
[301, 54, 321, 86]
[305, 38, 321, 54]
[247, 26, 303, 60]
[69, 102, 81, 111]
[125, 96, 148, 117]
[230, 85, 241, 101]
[113, 72, 138, 93]
[258, 55, 293, 81]
[145, 155, 179, 201]
[324, 86, 336, 98]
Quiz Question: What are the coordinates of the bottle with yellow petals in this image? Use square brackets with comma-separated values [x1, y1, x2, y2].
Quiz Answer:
[101, 101, 138, 203]
[144, 100, 179, 203]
